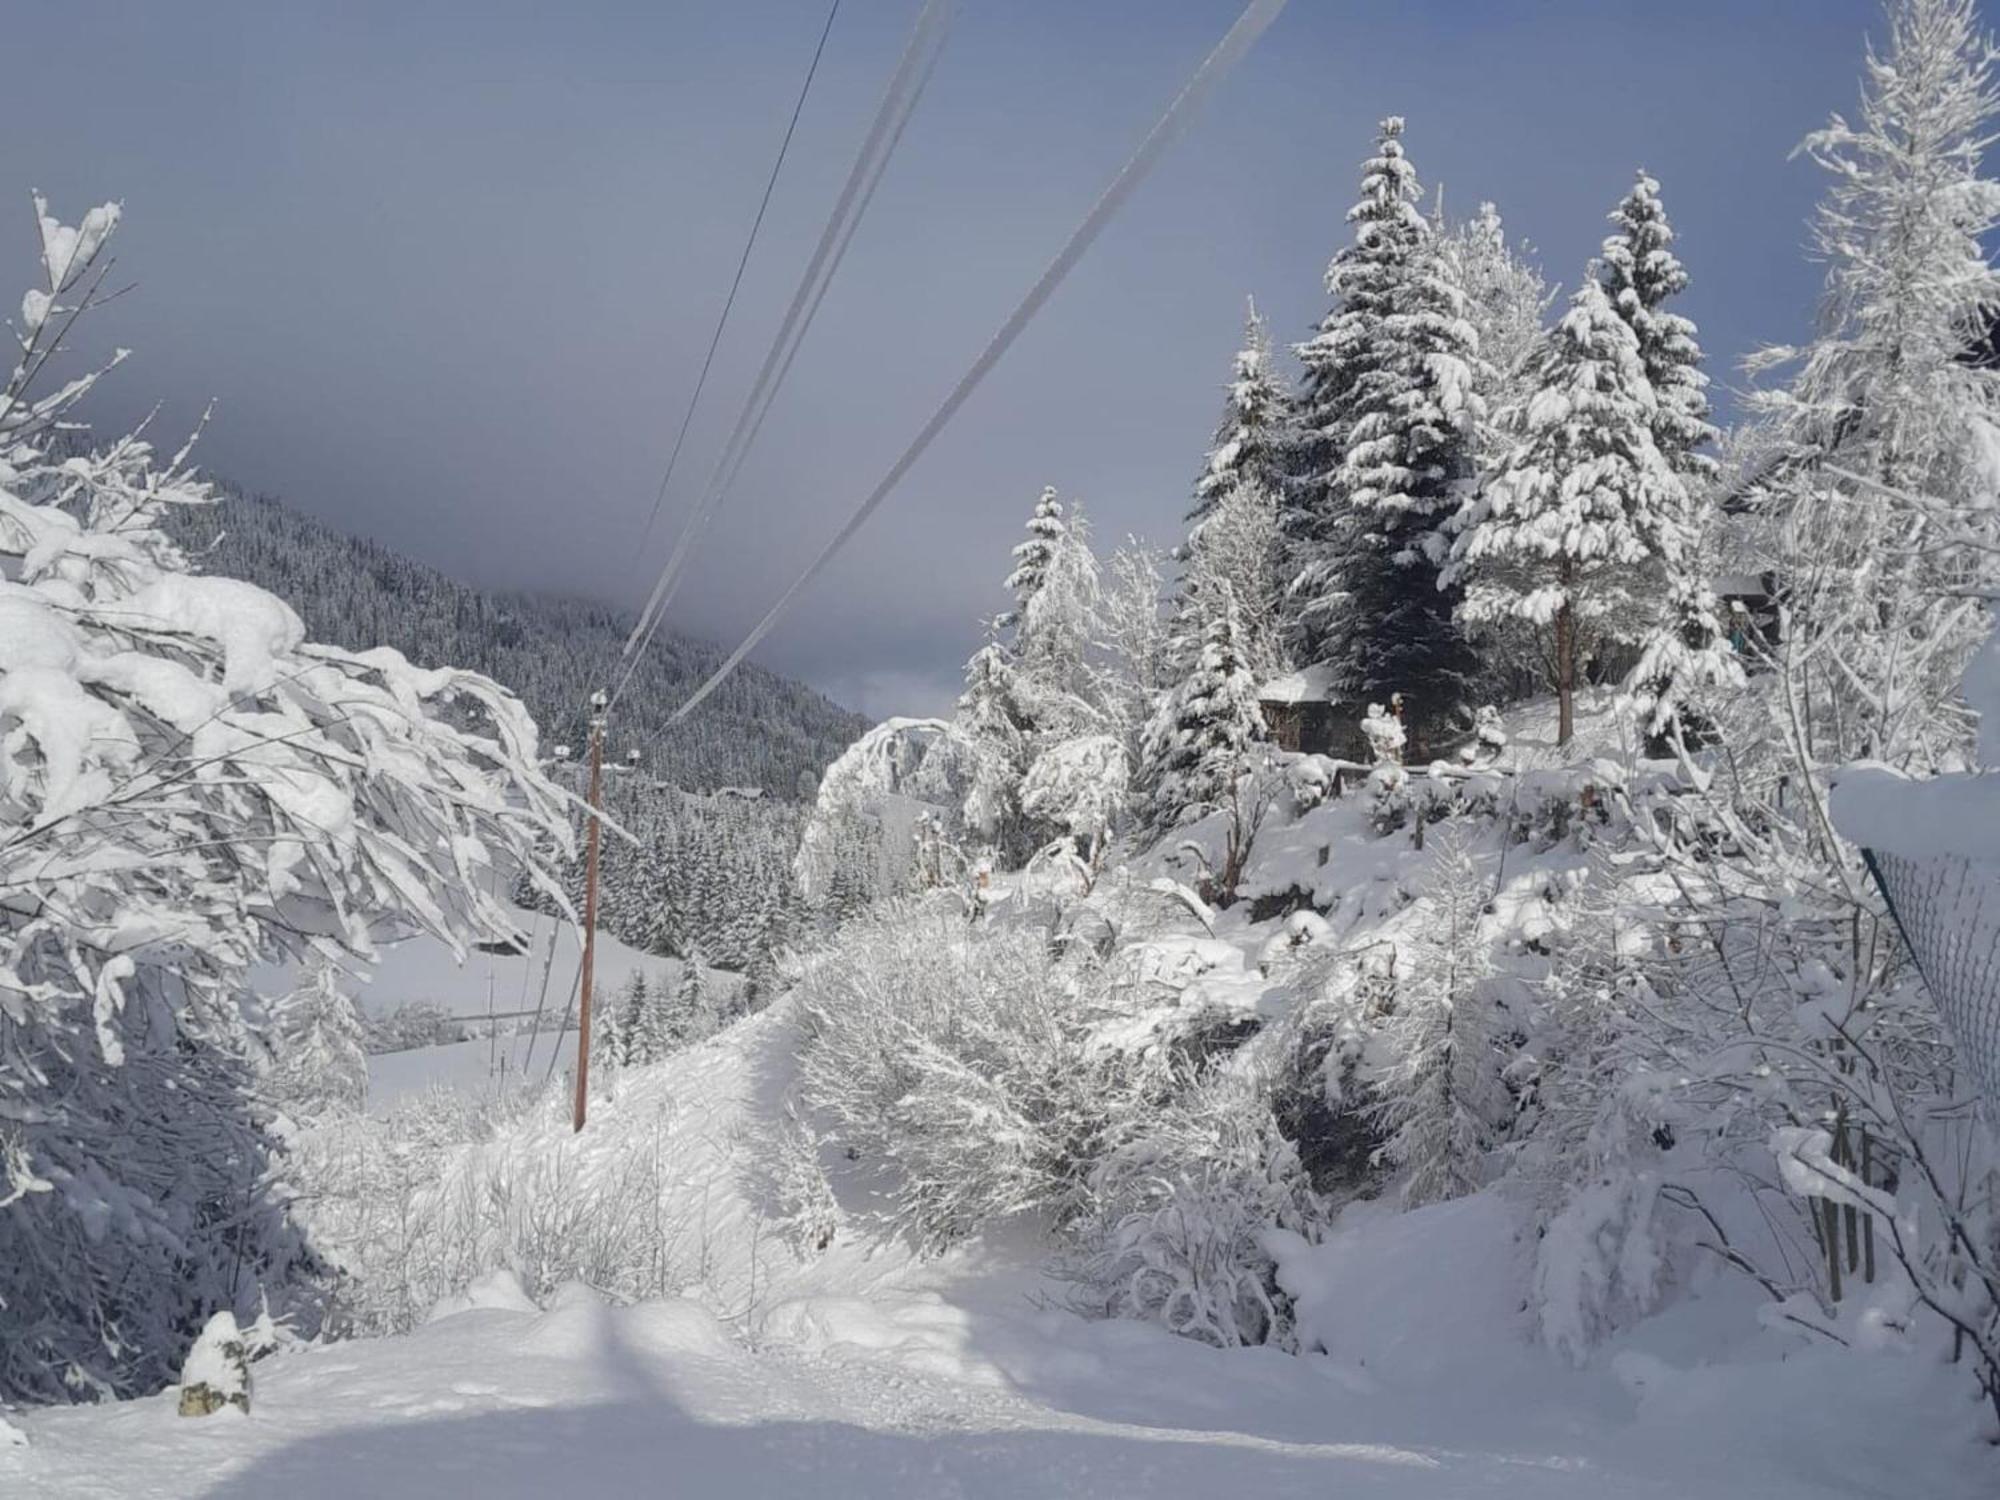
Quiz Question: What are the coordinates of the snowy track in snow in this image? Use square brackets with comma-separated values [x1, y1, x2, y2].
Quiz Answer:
[12, 1276, 1980, 1500]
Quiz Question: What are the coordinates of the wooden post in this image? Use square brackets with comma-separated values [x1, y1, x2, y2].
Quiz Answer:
[572, 691, 608, 1133]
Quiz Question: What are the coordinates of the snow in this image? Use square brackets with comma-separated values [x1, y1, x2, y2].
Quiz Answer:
[11, 1162, 1989, 1497]
[248, 920, 713, 1109]
[1258, 662, 1341, 705]
[176, 1312, 250, 1408]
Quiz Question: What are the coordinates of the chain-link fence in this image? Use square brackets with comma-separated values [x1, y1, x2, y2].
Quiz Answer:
[1863, 848, 2000, 1116]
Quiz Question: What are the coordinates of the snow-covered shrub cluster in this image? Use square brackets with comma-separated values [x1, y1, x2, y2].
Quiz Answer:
[794, 899, 1124, 1251]
[286, 1082, 702, 1336]
[0, 201, 571, 1402]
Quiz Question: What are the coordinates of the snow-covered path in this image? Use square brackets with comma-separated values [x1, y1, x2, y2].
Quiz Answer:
[0, 1300, 1667, 1499]
[11, 1274, 1984, 1500]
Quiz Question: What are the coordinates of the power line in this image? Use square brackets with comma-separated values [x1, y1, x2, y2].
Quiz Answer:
[615, 23, 948, 707]
[616, 0, 953, 705]
[633, 0, 842, 555]
[659, 0, 1292, 728]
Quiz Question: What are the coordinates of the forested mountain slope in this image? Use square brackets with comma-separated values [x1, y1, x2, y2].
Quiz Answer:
[169, 485, 868, 794]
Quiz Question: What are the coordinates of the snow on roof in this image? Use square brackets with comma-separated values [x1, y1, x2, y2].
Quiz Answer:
[1258, 663, 1341, 704]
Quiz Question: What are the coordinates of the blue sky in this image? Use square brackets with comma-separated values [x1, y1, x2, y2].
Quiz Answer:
[14, 0, 1888, 715]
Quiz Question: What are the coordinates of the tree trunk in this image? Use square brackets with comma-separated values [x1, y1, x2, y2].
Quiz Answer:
[1555, 596, 1575, 747]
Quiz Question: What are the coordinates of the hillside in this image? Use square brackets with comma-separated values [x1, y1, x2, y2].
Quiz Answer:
[167, 484, 868, 795]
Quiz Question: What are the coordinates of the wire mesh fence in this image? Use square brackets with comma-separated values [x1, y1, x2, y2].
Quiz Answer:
[1863, 848, 2000, 1116]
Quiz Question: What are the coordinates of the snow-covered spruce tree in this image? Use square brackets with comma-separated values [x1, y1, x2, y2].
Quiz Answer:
[610, 970, 650, 1066]
[666, 954, 716, 1051]
[1188, 299, 1293, 531]
[268, 957, 368, 1118]
[1742, 0, 2000, 767]
[1593, 172, 1741, 746]
[954, 641, 1032, 854]
[1621, 552, 1745, 752]
[1598, 173, 1718, 483]
[1139, 587, 1266, 835]
[1445, 276, 1681, 744]
[958, 487, 1111, 864]
[1007, 488, 1102, 741]
[1289, 118, 1483, 751]
[1364, 820, 1503, 1208]
[0, 200, 571, 1403]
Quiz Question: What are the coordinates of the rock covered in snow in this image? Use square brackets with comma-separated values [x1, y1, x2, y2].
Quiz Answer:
[176, 1311, 251, 1417]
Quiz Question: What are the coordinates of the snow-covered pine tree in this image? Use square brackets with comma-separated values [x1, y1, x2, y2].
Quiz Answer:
[1139, 585, 1266, 832]
[1446, 276, 1681, 744]
[1096, 539, 1172, 768]
[611, 971, 650, 1066]
[1365, 821, 1502, 1208]
[666, 956, 716, 1052]
[268, 957, 368, 1117]
[999, 486, 1066, 630]
[1007, 489, 1102, 741]
[1290, 117, 1483, 751]
[1592, 172, 1742, 745]
[1598, 172, 1718, 482]
[954, 640, 1031, 852]
[1189, 299, 1293, 529]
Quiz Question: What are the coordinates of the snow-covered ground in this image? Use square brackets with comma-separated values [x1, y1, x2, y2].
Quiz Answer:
[253, 915, 675, 1025]
[249, 916, 732, 1110]
[10, 988, 1992, 1498]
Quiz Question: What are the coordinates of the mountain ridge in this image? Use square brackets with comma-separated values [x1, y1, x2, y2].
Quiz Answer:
[168, 483, 868, 797]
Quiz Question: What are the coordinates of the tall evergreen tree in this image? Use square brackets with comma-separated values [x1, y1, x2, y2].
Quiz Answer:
[1289, 117, 1483, 750]
[1446, 277, 1680, 744]
[1598, 172, 1719, 480]
[1006, 489, 1101, 737]
[998, 486, 1068, 631]
[955, 640, 1032, 852]
[1189, 299, 1293, 528]
[611, 970, 650, 1066]
[1138, 586, 1267, 831]
[1596, 173, 1738, 744]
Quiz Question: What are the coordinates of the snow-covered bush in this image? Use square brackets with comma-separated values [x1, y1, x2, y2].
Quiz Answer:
[0, 200, 571, 1402]
[750, 1104, 839, 1258]
[289, 1081, 700, 1336]
[1020, 732, 1129, 875]
[795, 899, 1130, 1251]
[1068, 1079, 1327, 1350]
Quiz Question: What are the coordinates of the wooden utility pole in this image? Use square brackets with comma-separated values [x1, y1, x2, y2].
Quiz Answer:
[572, 690, 608, 1133]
